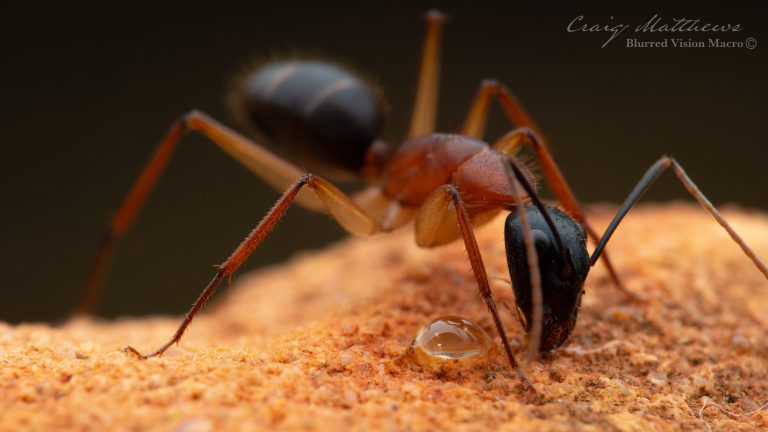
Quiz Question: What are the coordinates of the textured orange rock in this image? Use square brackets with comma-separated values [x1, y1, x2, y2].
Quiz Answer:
[2, 204, 767, 431]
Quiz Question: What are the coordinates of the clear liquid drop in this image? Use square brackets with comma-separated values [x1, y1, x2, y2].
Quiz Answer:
[408, 316, 493, 367]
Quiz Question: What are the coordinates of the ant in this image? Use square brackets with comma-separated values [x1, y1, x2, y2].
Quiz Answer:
[76, 11, 768, 392]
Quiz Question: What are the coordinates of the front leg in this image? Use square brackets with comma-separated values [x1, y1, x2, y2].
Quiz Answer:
[459, 80, 633, 300]
[494, 127, 637, 300]
[414, 183, 539, 392]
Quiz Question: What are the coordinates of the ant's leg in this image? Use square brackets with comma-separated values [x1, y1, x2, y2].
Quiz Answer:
[493, 127, 636, 300]
[125, 173, 382, 359]
[412, 186, 459, 248]
[591, 157, 768, 281]
[461, 82, 585, 226]
[77, 110, 326, 316]
[460, 80, 544, 141]
[407, 10, 446, 139]
[464, 85, 578, 223]
[460, 80, 494, 138]
[415, 181, 542, 391]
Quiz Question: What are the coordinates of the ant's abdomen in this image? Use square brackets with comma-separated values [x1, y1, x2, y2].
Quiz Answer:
[235, 60, 384, 176]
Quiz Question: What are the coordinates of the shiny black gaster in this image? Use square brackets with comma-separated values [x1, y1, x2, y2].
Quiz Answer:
[240, 60, 384, 176]
[505, 206, 590, 351]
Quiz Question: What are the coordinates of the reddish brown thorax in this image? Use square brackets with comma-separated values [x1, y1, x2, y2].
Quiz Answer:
[382, 133, 534, 212]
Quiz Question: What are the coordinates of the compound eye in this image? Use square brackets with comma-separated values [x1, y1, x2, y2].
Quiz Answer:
[531, 229, 550, 257]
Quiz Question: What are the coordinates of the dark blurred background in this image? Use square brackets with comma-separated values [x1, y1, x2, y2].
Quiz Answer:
[1, 1, 766, 322]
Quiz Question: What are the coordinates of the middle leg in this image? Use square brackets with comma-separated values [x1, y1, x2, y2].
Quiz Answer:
[125, 173, 382, 359]
[415, 180, 543, 391]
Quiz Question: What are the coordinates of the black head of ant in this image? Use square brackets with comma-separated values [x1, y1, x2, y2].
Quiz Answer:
[505, 206, 589, 351]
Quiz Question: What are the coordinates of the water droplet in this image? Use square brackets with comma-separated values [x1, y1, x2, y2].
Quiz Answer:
[408, 316, 493, 367]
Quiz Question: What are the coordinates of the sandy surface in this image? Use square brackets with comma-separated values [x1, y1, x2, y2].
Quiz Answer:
[2, 203, 768, 431]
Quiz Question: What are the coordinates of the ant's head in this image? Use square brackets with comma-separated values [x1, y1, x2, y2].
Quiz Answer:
[504, 206, 590, 351]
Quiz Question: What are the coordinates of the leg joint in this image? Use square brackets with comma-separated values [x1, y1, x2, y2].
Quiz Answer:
[179, 109, 205, 131]
[445, 184, 461, 201]
[481, 78, 500, 91]
[516, 126, 541, 144]
[424, 9, 447, 22]
[297, 173, 316, 187]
